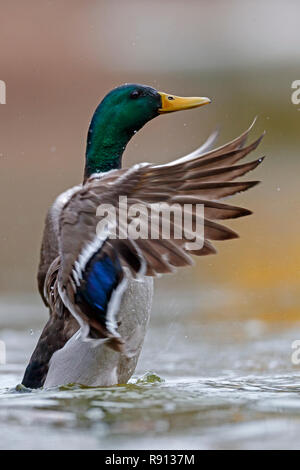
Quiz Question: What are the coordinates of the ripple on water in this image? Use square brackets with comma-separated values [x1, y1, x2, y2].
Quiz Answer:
[0, 371, 300, 449]
[1, 314, 300, 449]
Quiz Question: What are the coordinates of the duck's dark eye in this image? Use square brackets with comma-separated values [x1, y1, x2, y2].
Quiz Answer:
[130, 90, 141, 99]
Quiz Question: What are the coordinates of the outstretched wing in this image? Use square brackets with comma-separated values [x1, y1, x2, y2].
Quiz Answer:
[57, 122, 264, 349]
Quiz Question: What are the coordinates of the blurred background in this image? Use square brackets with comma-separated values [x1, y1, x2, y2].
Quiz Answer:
[0, 0, 300, 450]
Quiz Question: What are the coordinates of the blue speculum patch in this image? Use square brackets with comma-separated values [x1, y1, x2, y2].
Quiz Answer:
[80, 253, 122, 316]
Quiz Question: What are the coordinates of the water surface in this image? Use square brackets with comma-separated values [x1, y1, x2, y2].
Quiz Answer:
[1, 290, 300, 450]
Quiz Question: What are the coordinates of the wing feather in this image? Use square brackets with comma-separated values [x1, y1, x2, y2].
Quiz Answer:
[55, 122, 264, 344]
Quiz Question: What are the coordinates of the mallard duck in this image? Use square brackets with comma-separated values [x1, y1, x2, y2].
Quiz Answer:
[22, 84, 264, 389]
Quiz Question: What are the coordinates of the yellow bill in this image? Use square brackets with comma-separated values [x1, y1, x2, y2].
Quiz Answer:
[158, 92, 211, 113]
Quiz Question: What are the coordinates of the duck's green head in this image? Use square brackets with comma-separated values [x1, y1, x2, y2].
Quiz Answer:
[84, 84, 210, 179]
